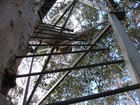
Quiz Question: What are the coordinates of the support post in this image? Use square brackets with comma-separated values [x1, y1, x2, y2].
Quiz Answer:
[108, 13, 140, 100]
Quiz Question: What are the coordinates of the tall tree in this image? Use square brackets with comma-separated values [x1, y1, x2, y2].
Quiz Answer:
[8, 0, 140, 104]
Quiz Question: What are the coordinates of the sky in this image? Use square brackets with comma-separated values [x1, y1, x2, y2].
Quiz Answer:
[9, 0, 140, 104]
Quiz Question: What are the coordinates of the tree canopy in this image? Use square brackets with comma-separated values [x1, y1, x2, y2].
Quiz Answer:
[8, 0, 140, 105]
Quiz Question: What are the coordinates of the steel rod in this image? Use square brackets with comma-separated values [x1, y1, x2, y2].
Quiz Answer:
[34, 26, 67, 33]
[104, 0, 117, 10]
[34, 27, 62, 33]
[16, 60, 124, 78]
[37, 24, 111, 105]
[22, 43, 41, 105]
[33, 32, 78, 39]
[53, 0, 75, 26]
[34, 30, 76, 36]
[38, 24, 74, 32]
[26, 47, 56, 105]
[33, 31, 78, 38]
[35, 27, 73, 33]
[62, 0, 76, 27]
[38, 10, 45, 20]
[28, 44, 97, 47]
[30, 36, 86, 41]
[16, 48, 108, 58]
[45, 83, 140, 105]
[22, 56, 34, 105]
[38, 0, 57, 20]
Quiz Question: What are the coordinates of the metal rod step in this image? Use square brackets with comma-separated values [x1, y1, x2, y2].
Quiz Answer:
[38, 23, 74, 32]
[16, 60, 124, 78]
[34, 29, 76, 36]
[16, 48, 108, 58]
[45, 83, 140, 105]
[30, 36, 86, 41]
[33, 31, 78, 38]
[28, 44, 96, 47]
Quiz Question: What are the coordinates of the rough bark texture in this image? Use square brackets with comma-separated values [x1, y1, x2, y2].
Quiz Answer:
[0, 0, 57, 104]
[0, 94, 12, 105]
[0, 0, 39, 103]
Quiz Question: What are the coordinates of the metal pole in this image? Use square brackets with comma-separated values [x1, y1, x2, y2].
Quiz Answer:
[38, 24, 74, 32]
[37, 24, 111, 104]
[45, 83, 140, 105]
[108, 13, 140, 100]
[38, 0, 57, 20]
[53, 0, 75, 26]
[104, 0, 118, 10]
[33, 31, 78, 38]
[26, 47, 56, 105]
[16, 60, 124, 78]
[34, 27, 68, 34]
[28, 43, 100, 47]
[34, 27, 63, 33]
[35, 26, 73, 33]
[22, 43, 40, 105]
[38, 10, 46, 20]
[16, 48, 108, 58]
[37, 20, 107, 38]
[30, 36, 86, 41]
[22, 56, 34, 105]
[34, 31, 78, 37]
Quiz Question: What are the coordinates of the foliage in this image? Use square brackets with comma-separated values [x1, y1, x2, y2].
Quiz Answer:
[8, 0, 140, 105]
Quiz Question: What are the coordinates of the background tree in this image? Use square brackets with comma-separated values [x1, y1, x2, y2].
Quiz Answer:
[8, 0, 140, 105]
